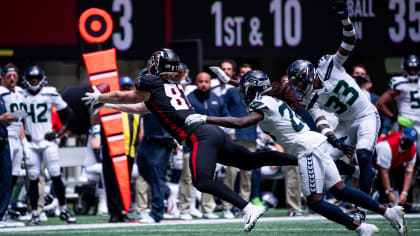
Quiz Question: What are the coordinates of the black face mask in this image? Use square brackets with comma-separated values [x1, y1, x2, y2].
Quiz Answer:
[195, 89, 210, 102]
[400, 139, 413, 150]
[353, 75, 367, 86]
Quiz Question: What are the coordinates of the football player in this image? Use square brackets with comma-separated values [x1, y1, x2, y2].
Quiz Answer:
[185, 70, 407, 236]
[287, 0, 379, 222]
[82, 48, 297, 232]
[0, 63, 31, 190]
[21, 65, 76, 225]
[376, 55, 420, 157]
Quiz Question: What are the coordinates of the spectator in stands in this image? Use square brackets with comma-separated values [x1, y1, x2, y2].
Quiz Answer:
[239, 63, 253, 78]
[374, 127, 417, 205]
[179, 72, 230, 220]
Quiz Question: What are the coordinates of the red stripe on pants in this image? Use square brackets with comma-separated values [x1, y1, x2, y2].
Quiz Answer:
[189, 133, 198, 181]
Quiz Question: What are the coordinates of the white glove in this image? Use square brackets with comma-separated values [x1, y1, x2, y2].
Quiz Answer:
[81, 86, 101, 109]
[21, 138, 34, 167]
[209, 66, 231, 84]
[185, 114, 207, 126]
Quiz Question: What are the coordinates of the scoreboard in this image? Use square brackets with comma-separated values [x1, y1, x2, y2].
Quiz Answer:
[0, 0, 418, 59]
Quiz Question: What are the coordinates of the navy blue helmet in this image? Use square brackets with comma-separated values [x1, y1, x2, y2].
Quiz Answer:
[23, 65, 47, 93]
[402, 55, 420, 81]
[287, 60, 316, 96]
[147, 48, 180, 75]
[240, 70, 272, 105]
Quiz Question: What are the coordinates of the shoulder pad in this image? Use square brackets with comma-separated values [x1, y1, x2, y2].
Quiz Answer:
[135, 74, 162, 91]
[248, 97, 268, 112]
[388, 76, 409, 90]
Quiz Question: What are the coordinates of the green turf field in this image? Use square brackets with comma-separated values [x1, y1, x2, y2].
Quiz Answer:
[2, 210, 419, 236]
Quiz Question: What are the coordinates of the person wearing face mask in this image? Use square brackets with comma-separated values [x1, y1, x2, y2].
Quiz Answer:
[374, 127, 417, 205]
[181, 72, 230, 219]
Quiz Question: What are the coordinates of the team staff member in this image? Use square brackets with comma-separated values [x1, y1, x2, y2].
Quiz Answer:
[0, 89, 24, 228]
[83, 48, 297, 232]
[374, 127, 417, 205]
[0, 63, 31, 189]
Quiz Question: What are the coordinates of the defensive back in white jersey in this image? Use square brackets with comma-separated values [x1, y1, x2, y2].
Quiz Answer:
[389, 75, 420, 124]
[249, 95, 326, 156]
[304, 55, 377, 122]
[0, 85, 25, 137]
[22, 86, 67, 142]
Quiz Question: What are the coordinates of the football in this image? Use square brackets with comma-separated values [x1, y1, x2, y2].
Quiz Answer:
[89, 83, 110, 109]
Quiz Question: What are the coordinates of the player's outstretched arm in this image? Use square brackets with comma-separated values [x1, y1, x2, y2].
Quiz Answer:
[207, 111, 263, 128]
[103, 102, 150, 115]
[332, 0, 356, 65]
[185, 111, 263, 128]
[99, 90, 151, 104]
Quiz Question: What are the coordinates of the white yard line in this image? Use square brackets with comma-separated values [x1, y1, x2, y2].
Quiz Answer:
[1, 214, 420, 233]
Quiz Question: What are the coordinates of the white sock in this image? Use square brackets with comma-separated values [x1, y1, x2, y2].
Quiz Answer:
[60, 205, 68, 212]
[384, 208, 391, 218]
[32, 210, 39, 215]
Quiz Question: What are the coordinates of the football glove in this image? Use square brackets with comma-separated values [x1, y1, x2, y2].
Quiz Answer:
[81, 86, 101, 109]
[332, 0, 348, 19]
[45, 132, 59, 141]
[21, 138, 34, 167]
[327, 135, 354, 158]
[185, 114, 207, 126]
[209, 66, 231, 84]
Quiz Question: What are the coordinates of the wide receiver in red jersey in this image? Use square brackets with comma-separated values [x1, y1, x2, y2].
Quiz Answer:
[82, 48, 297, 232]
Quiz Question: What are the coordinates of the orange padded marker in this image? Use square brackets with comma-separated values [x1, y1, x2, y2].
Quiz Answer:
[82, 48, 131, 213]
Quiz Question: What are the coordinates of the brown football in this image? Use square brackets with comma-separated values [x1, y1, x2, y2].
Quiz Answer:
[89, 83, 110, 109]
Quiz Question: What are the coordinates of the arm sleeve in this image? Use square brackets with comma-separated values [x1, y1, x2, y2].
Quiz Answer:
[57, 106, 73, 126]
[375, 141, 392, 169]
[332, 18, 356, 66]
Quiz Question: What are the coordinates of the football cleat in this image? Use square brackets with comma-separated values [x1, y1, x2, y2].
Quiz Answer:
[353, 209, 366, 223]
[29, 213, 40, 225]
[59, 210, 76, 223]
[384, 206, 407, 236]
[243, 203, 265, 232]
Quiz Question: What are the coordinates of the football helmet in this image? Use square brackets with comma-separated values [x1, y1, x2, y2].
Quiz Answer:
[402, 55, 420, 81]
[287, 60, 316, 96]
[23, 65, 47, 93]
[147, 48, 180, 75]
[240, 70, 272, 105]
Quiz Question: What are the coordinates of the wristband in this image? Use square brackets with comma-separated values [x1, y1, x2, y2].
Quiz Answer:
[401, 191, 408, 196]
[385, 189, 391, 195]
[321, 128, 334, 136]
[316, 119, 329, 126]
[343, 29, 356, 37]
[341, 42, 355, 51]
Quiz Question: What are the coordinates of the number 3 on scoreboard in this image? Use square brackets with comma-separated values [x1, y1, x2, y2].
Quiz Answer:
[163, 84, 190, 110]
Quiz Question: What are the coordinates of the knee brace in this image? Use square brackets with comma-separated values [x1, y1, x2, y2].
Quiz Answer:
[356, 149, 373, 167]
